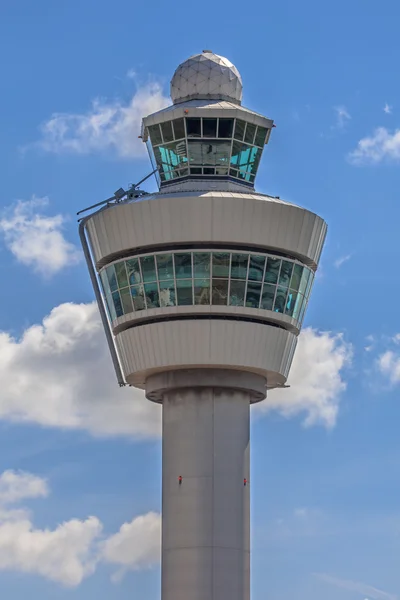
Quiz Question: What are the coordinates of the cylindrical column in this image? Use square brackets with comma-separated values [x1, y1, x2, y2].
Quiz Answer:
[146, 370, 266, 600]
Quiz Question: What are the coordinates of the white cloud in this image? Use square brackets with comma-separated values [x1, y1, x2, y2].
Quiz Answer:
[392, 333, 400, 344]
[0, 197, 81, 276]
[315, 573, 397, 600]
[34, 83, 170, 158]
[0, 301, 160, 438]
[348, 127, 400, 164]
[384, 103, 392, 114]
[334, 254, 352, 268]
[377, 350, 400, 384]
[0, 469, 160, 587]
[257, 328, 352, 428]
[333, 105, 351, 129]
[101, 512, 161, 582]
[0, 470, 48, 505]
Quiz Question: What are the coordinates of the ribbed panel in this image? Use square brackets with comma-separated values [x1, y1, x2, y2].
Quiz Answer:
[86, 193, 327, 270]
[115, 319, 297, 389]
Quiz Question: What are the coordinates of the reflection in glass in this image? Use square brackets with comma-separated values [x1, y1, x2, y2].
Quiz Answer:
[126, 258, 141, 285]
[246, 281, 262, 308]
[120, 288, 133, 314]
[264, 258, 280, 284]
[194, 279, 210, 304]
[100, 271, 110, 295]
[148, 124, 162, 145]
[161, 121, 174, 143]
[261, 283, 275, 310]
[231, 253, 248, 279]
[145, 283, 160, 308]
[131, 285, 145, 311]
[212, 253, 230, 278]
[299, 269, 310, 296]
[290, 264, 303, 291]
[105, 293, 117, 321]
[293, 293, 304, 320]
[174, 253, 192, 278]
[106, 265, 118, 292]
[229, 280, 246, 306]
[212, 279, 229, 305]
[274, 287, 288, 313]
[254, 126, 267, 147]
[188, 141, 231, 168]
[176, 279, 193, 305]
[234, 119, 246, 141]
[157, 254, 174, 280]
[244, 123, 256, 144]
[193, 253, 211, 277]
[115, 262, 128, 289]
[279, 260, 294, 288]
[248, 255, 265, 281]
[159, 282, 176, 307]
[112, 291, 123, 317]
[140, 255, 157, 282]
[285, 291, 297, 317]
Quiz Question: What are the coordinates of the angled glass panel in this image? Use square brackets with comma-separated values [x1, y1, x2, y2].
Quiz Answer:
[285, 290, 298, 317]
[254, 126, 267, 147]
[144, 283, 160, 308]
[218, 118, 233, 138]
[100, 270, 110, 295]
[186, 118, 201, 137]
[212, 253, 230, 278]
[188, 141, 231, 167]
[264, 258, 280, 284]
[126, 258, 141, 285]
[161, 121, 174, 143]
[120, 287, 133, 315]
[274, 287, 288, 313]
[193, 253, 211, 277]
[246, 281, 262, 308]
[159, 281, 176, 307]
[172, 118, 185, 140]
[305, 271, 314, 297]
[112, 291, 123, 317]
[260, 283, 275, 310]
[231, 253, 248, 279]
[234, 119, 246, 141]
[176, 279, 193, 305]
[248, 255, 266, 281]
[115, 262, 128, 289]
[293, 293, 304, 321]
[278, 260, 294, 288]
[299, 296, 308, 322]
[203, 118, 217, 137]
[229, 280, 246, 306]
[105, 292, 117, 321]
[156, 254, 174, 280]
[153, 141, 188, 181]
[106, 265, 118, 293]
[148, 124, 162, 145]
[299, 268, 311, 296]
[140, 255, 157, 282]
[174, 253, 192, 278]
[130, 285, 145, 311]
[194, 278, 210, 305]
[244, 123, 256, 144]
[290, 264, 303, 292]
[212, 279, 229, 305]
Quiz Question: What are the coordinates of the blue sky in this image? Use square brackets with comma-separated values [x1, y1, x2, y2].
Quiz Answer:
[0, 0, 399, 598]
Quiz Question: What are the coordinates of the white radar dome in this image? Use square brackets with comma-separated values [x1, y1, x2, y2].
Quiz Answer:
[170, 50, 243, 105]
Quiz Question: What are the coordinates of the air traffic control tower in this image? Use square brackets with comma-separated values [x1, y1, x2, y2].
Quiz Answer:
[80, 50, 327, 600]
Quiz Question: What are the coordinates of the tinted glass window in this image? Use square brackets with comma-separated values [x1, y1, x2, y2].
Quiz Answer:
[186, 118, 201, 137]
[246, 281, 262, 308]
[264, 258, 280, 284]
[106, 265, 118, 292]
[120, 288, 133, 314]
[234, 119, 246, 140]
[193, 253, 211, 277]
[212, 253, 230, 278]
[194, 279, 210, 305]
[176, 279, 193, 305]
[212, 279, 229, 305]
[231, 254, 248, 279]
[172, 118, 185, 140]
[144, 283, 160, 308]
[290, 264, 303, 291]
[279, 261, 294, 288]
[161, 121, 174, 143]
[126, 258, 141, 285]
[261, 283, 275, 310]
[140, 256, 157, 282]
[112, 291, 123, 317]
[188, 141, 231, 167]
[115, 262, 128, 289]
[174, 253, 192, 278]
[157, 254, 174, 280]
[229, 280, 246, 306]
[244, 123, 256, 144]
[131, 285, 145, 311]
[254, 126, 267, 147]
[203, 118, 217, 137]
[274, 287, 287, 313]
[159, 282, 176, 307]
[248, 255, 265, 281]
[218, 118, 233, 138]
[148, 124, 162, 145]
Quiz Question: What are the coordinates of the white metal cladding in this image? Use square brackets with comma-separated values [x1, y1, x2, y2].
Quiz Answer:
[85, 192, 327, 270]
[114, 319, 297, 389]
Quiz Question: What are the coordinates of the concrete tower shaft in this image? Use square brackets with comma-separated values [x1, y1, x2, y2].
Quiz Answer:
[81, 50, 327, 600]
